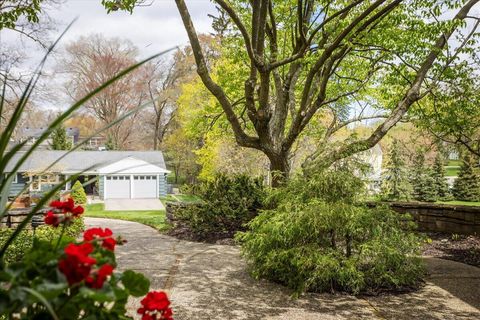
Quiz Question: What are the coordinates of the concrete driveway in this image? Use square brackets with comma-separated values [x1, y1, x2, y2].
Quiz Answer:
[104, 199, 165, 211]
[85, 217, 480, 320]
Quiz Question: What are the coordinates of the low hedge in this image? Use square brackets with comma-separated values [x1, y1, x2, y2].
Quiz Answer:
[0, 217, 85, 264]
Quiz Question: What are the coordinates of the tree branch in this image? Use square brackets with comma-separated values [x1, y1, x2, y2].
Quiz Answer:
[314, 0, 480, 168]
[175, 0, 260, 149]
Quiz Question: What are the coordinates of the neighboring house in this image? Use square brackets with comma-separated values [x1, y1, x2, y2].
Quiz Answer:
[5, 151, 170, 200]
[81, 135, 107, 151]
[356, 144, 383, 193]
[16, 127, 80, 149]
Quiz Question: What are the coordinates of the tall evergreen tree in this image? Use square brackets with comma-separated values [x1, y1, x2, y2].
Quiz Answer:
[381, 139, 412, 201]
[453, 153, 480, 202]
[411, 151, 437, 202]
[105, 136, 117, 151]
[432, 152, 451, 200]
[50, 126, 72, 150]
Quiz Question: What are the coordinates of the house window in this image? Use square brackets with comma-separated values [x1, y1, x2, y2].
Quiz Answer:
[40, 175, 58, 183]
[30, 176, 41, 191]
[30, 174, 60, 192]
[5, 173, 18, 184]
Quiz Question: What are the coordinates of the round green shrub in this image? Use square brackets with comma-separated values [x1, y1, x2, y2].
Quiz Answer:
[174, 174, 265, 239]
[237, 171, 425, 295]
[71, 180, 87, 204]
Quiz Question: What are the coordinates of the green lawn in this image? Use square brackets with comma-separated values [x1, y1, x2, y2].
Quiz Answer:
[447, 160, 462, 166]
[445, 160, 461, 177]
[160, 194, 202, 203]
[436, 200, 480, 207]
[84, 203, 168, 231]
[445, 166, 460, 177]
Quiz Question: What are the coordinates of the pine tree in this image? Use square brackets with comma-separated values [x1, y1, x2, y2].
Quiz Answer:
[381, 139, 412, 201]
[71, 181, 87, 204]
[105, 136, 117, 150]
[453, 153, 480, 201]
[432, 152, 451, 200]
[411, 151, 437, 202]
[50, 126, 72, 150]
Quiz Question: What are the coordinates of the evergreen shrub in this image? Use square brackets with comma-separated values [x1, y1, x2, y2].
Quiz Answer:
[71, 180, 87, 204]
[174, 174, 265, 239]
[453, 153, 480, 201]
[237, 170, 425, 295]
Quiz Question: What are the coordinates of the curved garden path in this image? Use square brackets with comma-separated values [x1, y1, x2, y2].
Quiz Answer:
[85, 217, 480, 320]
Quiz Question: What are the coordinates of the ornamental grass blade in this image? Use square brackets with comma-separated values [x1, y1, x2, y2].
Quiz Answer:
[0, 23, 176, 214]
[0, 21, 176, 255]
[20, 287, 60, 320]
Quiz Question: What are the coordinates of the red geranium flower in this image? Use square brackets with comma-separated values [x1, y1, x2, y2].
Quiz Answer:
[137, 291, 173, 320]
[44, 210, 61, 227]
[86, 263, 114, 289]
[50, 198, 84, 215]
[83, 227, 116, 251]
[46, 198, 84, 227]
[102, 237, 116, 251]
[58, 243, 96, 286]
[50, 198, 75, 212]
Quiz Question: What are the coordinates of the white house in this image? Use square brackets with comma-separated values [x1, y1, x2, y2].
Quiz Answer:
[5, 151, 170, 200]
[356, 144, 383, 193]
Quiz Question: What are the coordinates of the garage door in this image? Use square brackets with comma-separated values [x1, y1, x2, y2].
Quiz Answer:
[132, 175, 157, 198]
[105, 176, 130, 199]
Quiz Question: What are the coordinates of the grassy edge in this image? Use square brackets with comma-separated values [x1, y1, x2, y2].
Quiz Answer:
[84, 203, 169, 231]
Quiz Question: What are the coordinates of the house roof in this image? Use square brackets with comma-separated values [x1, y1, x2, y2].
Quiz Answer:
[95, 157, 170, 174]
[5, 150, 167, 174]
[17, 127, 80, 139]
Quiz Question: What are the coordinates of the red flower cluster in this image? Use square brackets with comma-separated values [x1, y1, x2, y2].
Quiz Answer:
[137, 291, 173, 320]
[50, 198, 84, 215]
[83, 227, 116, 251]
[58, 243, 96, 286]
[85, 264, 114, 289]
[44, 198, 84, 227]
[58, 228, 116, 289]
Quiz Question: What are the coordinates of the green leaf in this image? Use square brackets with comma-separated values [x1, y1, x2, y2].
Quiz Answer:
[121, 270, 150, 297]
[79, 284, 116, 302]
[35, 281, 68, 300]
[21, 287, 59, 320]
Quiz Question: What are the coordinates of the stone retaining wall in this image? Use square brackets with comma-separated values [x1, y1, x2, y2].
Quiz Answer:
[369, 202, 480, 235]
[1, 208, 45, 229]
[166, 200, 480, 235]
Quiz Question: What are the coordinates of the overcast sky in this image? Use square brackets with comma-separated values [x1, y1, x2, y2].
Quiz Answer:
[0, 0, 216, 109]
[46, 0, 216, 58]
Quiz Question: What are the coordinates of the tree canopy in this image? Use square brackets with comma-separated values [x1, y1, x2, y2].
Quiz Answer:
[108, 0, 480, 186]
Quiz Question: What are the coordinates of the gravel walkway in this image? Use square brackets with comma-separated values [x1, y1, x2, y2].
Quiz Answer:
[85, 218, 480, 320]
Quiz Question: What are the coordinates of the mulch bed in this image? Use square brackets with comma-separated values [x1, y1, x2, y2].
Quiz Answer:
[422, 232, 480, 267]
[167, 226, 236, 245]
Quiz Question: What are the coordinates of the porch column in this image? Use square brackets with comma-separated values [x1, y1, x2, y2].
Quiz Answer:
[65, 175, 71, 190]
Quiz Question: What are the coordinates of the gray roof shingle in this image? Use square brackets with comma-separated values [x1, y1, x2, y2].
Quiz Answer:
[5, 151, 167, 173]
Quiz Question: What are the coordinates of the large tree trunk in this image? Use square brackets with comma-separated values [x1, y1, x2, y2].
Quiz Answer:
[268, 152, 290, 188]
